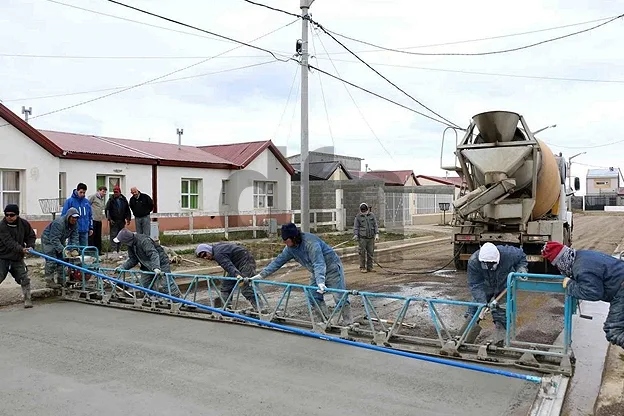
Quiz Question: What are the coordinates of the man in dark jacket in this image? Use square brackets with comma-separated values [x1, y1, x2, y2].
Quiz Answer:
[129, 187, 153, 236]
[196, 243, 259, 310]
[105, 186, 131, 257]
[61, 182, 93, 247]
[114, 228, 180, 298]
[543, 241, 624, 349]
[41, 207, 80, 288]
[0, 204, 36, 308]
[463, 243, 528, 344]
[353, 202, 379, 273]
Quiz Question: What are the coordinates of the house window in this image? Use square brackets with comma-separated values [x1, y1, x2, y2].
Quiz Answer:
[181, 179, 200, 210]
[97, 175, 123, 192]
[0, 170, 20, 208]
[58, 172, 66, 201]
[253, 181, 275, 208]
[595, 181, 609, 186]
[221, 180, 228, 205]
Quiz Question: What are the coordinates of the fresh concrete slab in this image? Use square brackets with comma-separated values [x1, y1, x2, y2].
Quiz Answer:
[0, 302, 538, 416]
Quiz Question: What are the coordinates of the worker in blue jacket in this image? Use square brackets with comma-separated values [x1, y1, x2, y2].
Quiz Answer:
[196, 242, 259, 311]
[61, 182, 93, 247]
[463, 242, 528, 344]
[543, 241, 624, 349]
[253, 223, 353, 325]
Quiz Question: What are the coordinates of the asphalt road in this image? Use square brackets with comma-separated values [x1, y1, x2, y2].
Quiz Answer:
[0, 302, 538, 416]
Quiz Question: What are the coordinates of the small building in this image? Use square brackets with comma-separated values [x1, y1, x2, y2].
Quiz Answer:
[287, 151, 364, 172]
[366, 170, 419, 186]
[290, 161, 352, 181]
[416, 174, 463, 198]
[585, 168, 621, 210]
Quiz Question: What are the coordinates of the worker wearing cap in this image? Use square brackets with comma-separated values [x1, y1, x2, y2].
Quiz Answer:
[353, 202, 379, 273]
[464, 242, 528, 344]
[105, 185, 131, 258]
[543, 241, 624, 349]
[0, 204, 36, 308]
[252, 223, 353, 325]
[113, 228, 181, 298]
[41, 207, 80, 288]
[196, 243, 259, 311]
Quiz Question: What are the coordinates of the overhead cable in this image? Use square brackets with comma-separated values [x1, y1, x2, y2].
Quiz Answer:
[323, 13, 624, 56]
[240, 0, 301, 19]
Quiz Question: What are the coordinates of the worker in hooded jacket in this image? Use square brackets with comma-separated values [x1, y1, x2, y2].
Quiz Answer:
[543, 241, 624, 349]
[353, 202, 379, 273]
[463, 242, 528, 344]
[113, 228, 181, 298]
[253, 223, 353, 325]
[41, 207, 80, 288]
[195, 243, 260, 310]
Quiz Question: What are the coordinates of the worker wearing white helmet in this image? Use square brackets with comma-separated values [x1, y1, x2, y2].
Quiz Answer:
[353, 202, 379, 273]
[463, 242, 528, 345]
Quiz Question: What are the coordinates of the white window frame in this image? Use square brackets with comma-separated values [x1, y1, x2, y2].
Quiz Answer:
[97, 175, 124, 193]
[181, 178, 201, 210]
[253, 181, 276, 209]
[221, 179, 229, 205]
[0, 170, 21, 209]
[58, 172, 66, 201]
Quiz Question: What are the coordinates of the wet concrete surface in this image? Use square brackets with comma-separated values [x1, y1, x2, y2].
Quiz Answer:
[0, 302, 539, 416]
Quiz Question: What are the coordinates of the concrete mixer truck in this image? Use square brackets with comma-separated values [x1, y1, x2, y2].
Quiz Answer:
[440, 111, 581, 271]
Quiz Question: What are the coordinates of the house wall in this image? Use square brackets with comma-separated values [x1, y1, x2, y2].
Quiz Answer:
[586, 176, 618, 195]
[157, 165, 229, 213]
[405, 176, 418, 186]
[417, 177, 461, 198]
[329, 168, 350, 181]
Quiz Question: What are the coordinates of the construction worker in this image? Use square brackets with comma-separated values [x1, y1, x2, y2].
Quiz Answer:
[252, 223, 353, 325]
[0, 204, 36, 308]
[105, 185, 131, 258]
[61, 182, 93, 247]
[463, 242, 528, 344]
[353, 202, 379, 273]
[113, 228, 181, 298]
[542, 241, 624, 349]
[195, 243, 259, 310]
[41, 207, 80, 288]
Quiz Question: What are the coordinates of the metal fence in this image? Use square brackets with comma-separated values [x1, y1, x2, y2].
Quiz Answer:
[414, 193, 454, 214]
[385, 192, 411, 226]
[584, 195, 617, 211]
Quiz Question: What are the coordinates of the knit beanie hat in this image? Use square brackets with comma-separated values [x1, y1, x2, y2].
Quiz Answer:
[4, 204, 19, 215]
[478, 242, 500, 263]
[542, 241, 565, 265]
[281, 223, 299, 240]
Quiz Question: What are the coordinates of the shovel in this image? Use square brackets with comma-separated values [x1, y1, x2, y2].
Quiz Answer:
[459, 288, 508, 344]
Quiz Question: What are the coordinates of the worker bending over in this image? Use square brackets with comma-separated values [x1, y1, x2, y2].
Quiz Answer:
[543, 241, 624, 349]
[196, 243, 260, 311]
[464, 242, 528, 344]
[41, 207, 80, 288]
[253, 223, 353, 325]
[113, 229, 181, 298]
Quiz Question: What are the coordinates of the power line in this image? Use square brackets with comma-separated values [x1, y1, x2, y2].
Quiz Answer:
[323, 13, 624, 56]
[240, 0, 301, 19]
[312, 21, 461, 128]
[0, 53, 290, 60]
[315, 57, 624, 84]
[547, 138, 624, 149]
[3, 60, 279, 102]
[1, 19, 298, 125]
[310, 26, 335, 148]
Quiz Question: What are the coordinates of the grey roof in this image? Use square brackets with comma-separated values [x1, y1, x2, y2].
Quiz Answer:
[291, 161, 353, 180]
[287, 151, 364, 161]
[587, 168, 619, 178]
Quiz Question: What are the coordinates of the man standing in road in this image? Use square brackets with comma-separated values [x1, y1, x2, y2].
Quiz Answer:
[0, 204, 36, 308]
[353, 202, 379, 273]
[88, 185, 107, 253]
[61, 182, 93, 247]
[542, 241, 624, 349]
[252, 223, 353, 325]
[105, 186, 131, 258]
[129, 187, 153, 236]
[196, 243, 260, 311]
[462, 242, 528, 345]
[41, 207, 80, 288]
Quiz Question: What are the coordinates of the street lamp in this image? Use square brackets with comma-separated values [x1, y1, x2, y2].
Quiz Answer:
[532, 124, 557, 135]
[568, 152, 586, 190]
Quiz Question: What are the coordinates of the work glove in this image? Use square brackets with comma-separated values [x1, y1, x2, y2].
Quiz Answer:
[562, 277, 571, 289]
[488, 299, 499, 310]
[114, 266, 123, 273]
[250, 274, 262, 281]
[516, 266, 528, 275]
[352, 235, 358, 241]
[317, 283, 327, 294]
[374, 234, 379, 242]
[153, 268, 162, 276]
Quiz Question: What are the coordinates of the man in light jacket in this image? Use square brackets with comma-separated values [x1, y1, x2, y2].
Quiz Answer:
[353, 202, 379, 273]
[88, 185, 107, 253]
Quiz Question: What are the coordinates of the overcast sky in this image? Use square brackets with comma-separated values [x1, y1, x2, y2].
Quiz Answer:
[1, 0, 623, 194]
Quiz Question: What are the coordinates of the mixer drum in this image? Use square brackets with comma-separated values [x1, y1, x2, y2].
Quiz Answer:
[533, 140, 561, 219]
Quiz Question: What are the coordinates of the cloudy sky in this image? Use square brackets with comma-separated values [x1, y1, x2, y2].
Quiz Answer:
[1, 0, 623, 194]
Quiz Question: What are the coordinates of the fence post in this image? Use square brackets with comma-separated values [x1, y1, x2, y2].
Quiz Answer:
[252, 213, 257, 239]
[335, 188, 345, 231]
[313, 212, 317, 231]
[189, 212, 194, 241]
[224, 213, 229, 240]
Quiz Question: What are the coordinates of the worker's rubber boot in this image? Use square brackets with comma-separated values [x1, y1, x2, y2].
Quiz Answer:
[44, 275, 61, 289]
[340, 304, 354, 326]
[493, 322, 506, 347]
[22, 285, 33, 309]
[313, 301, 331, 323]
[458, 318, 482, 343]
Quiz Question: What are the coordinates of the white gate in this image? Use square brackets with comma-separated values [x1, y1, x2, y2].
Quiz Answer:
[385, 192, 411, 226]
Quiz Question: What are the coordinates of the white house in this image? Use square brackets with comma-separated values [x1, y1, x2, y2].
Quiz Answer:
[0, 103, 294, 233]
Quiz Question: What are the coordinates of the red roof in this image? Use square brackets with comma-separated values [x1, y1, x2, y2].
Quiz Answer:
[349, 170, 385, 181]
[367, 170, 418, 186]
[416, 175, 463, 187]
[199, 141, 294, 174]
[0, 102, 292, 171]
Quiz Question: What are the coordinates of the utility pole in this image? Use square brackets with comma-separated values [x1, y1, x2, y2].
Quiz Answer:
[568, 152, 586, 190]
[177, 128, 184, 149]
[299, 0, 314, 232]
[22, 106, 32, 123]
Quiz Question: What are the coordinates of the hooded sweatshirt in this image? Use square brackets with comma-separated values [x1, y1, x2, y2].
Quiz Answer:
[41, 207, 79, 254]
[62, 190, 93, 233]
